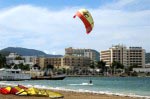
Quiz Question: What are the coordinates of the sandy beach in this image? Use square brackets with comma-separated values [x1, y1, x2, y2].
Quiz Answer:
[0, 90, 141, 99]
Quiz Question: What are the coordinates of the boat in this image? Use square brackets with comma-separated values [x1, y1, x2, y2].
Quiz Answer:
[0, 68, 31, 81]
[31, 74, 66, 80]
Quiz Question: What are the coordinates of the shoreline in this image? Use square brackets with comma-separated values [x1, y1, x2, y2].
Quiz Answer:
[44, 87, 149, 99]
[0, 84, 148, 99]
[67, 75, 150, 77]
[0, 89, 142, 99]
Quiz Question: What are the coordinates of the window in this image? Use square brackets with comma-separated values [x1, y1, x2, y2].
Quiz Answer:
[16, 71, 19, 73]
[12, 71, 15, 73]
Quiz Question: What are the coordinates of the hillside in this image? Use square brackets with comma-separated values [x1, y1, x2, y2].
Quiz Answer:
[0, 47, 63, 57]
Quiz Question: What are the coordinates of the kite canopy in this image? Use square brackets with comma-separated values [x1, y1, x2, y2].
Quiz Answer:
[0, 86, 11, 94]
[73, 9, 94, 34]
[0, 85, 64, 98]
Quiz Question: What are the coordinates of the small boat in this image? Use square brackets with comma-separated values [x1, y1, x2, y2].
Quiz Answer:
[0, 68, 31, 81]
[31, 74, 66, 80]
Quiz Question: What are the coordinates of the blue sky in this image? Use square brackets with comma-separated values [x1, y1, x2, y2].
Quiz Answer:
[0, 0, 150, 55]
[0, 0, 115, 9]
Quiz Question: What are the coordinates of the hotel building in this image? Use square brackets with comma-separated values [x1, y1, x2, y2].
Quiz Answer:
[145, 53, 150, 64]
[100, 45, 145, 68]
[65, 47, 100, 61]
[127, 47, 145, 67]
[35, 56, 91, 69]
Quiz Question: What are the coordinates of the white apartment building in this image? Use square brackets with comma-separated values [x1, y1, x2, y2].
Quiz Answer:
[6, 53, 36, 67]
[6, 53, 24, 65]
[22, 56, 37, 66]
[127, 47, 145, 67]
[100, 45, 145, 68]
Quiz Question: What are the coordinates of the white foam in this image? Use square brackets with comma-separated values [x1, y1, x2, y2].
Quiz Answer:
[69, 83, 93, 86]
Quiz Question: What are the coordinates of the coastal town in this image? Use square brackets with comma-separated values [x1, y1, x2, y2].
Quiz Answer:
[0, 44, 150, 78]
[0, 0, 150, 98]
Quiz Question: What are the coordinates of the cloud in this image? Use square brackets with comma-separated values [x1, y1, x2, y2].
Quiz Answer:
[0, 1, 150, 55]
[102, 0, 150, 11]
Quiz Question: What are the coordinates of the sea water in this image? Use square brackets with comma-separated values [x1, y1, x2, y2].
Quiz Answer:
[0, 77, 150, 98]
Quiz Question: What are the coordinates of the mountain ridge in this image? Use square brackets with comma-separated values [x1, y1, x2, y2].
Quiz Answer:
[0, 47, 63, 57]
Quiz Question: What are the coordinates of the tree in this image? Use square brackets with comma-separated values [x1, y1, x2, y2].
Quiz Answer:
[18, 63, 30, 70]
[96, 60, 106, 74]
[89, 61, 95, 75]
[14, 64, 19, 69]
[0, 54, 6, 68]
[62, 68, 66, 74]
[57, 68, 66, 74]
[131, 71, 138, 76]
[3, 64, 11, 69]
[89, 61, 95, 69]
[111, 61, 124, 69]
[125, 64, 139, 74]
[47, 64, 54, 70]
[33, 64, 41, 70]
[111, 61, 124, 74]
[15, 56, 23, 60]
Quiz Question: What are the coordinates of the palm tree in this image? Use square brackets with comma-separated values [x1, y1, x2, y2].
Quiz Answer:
[111, 61, 124, 74]
[111, 61, 124, 69]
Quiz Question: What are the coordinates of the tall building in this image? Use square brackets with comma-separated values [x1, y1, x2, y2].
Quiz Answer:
[100, 45, 145, 68]
[127, 47, 145, 67]
[101, 45, 127, 67]
[65, 47, 100, 61]
[100, 50, 111, 67]
[145, 53, 150, 64]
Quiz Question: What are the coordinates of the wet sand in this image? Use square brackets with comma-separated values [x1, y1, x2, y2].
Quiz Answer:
[0, 90, 141, 99]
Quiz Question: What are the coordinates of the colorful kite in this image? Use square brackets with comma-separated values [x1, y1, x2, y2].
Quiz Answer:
[73, 9, 94, 34]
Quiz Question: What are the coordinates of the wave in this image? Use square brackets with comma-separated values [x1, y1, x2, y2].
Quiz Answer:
[68, 83, 93, 86]
[0, 82, 150, 99]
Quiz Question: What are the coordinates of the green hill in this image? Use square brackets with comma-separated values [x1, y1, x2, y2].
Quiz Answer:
[0, 47, 62, 57]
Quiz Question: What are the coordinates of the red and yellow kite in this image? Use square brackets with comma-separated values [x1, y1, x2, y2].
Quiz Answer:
[73, 9, 94, 34]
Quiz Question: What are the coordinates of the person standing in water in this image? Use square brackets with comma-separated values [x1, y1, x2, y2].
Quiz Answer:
[89, 79, 92, 84]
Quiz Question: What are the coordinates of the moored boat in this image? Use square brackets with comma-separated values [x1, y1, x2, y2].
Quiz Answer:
[31, 74, 66, 80]
[0, 68, 31, 81]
